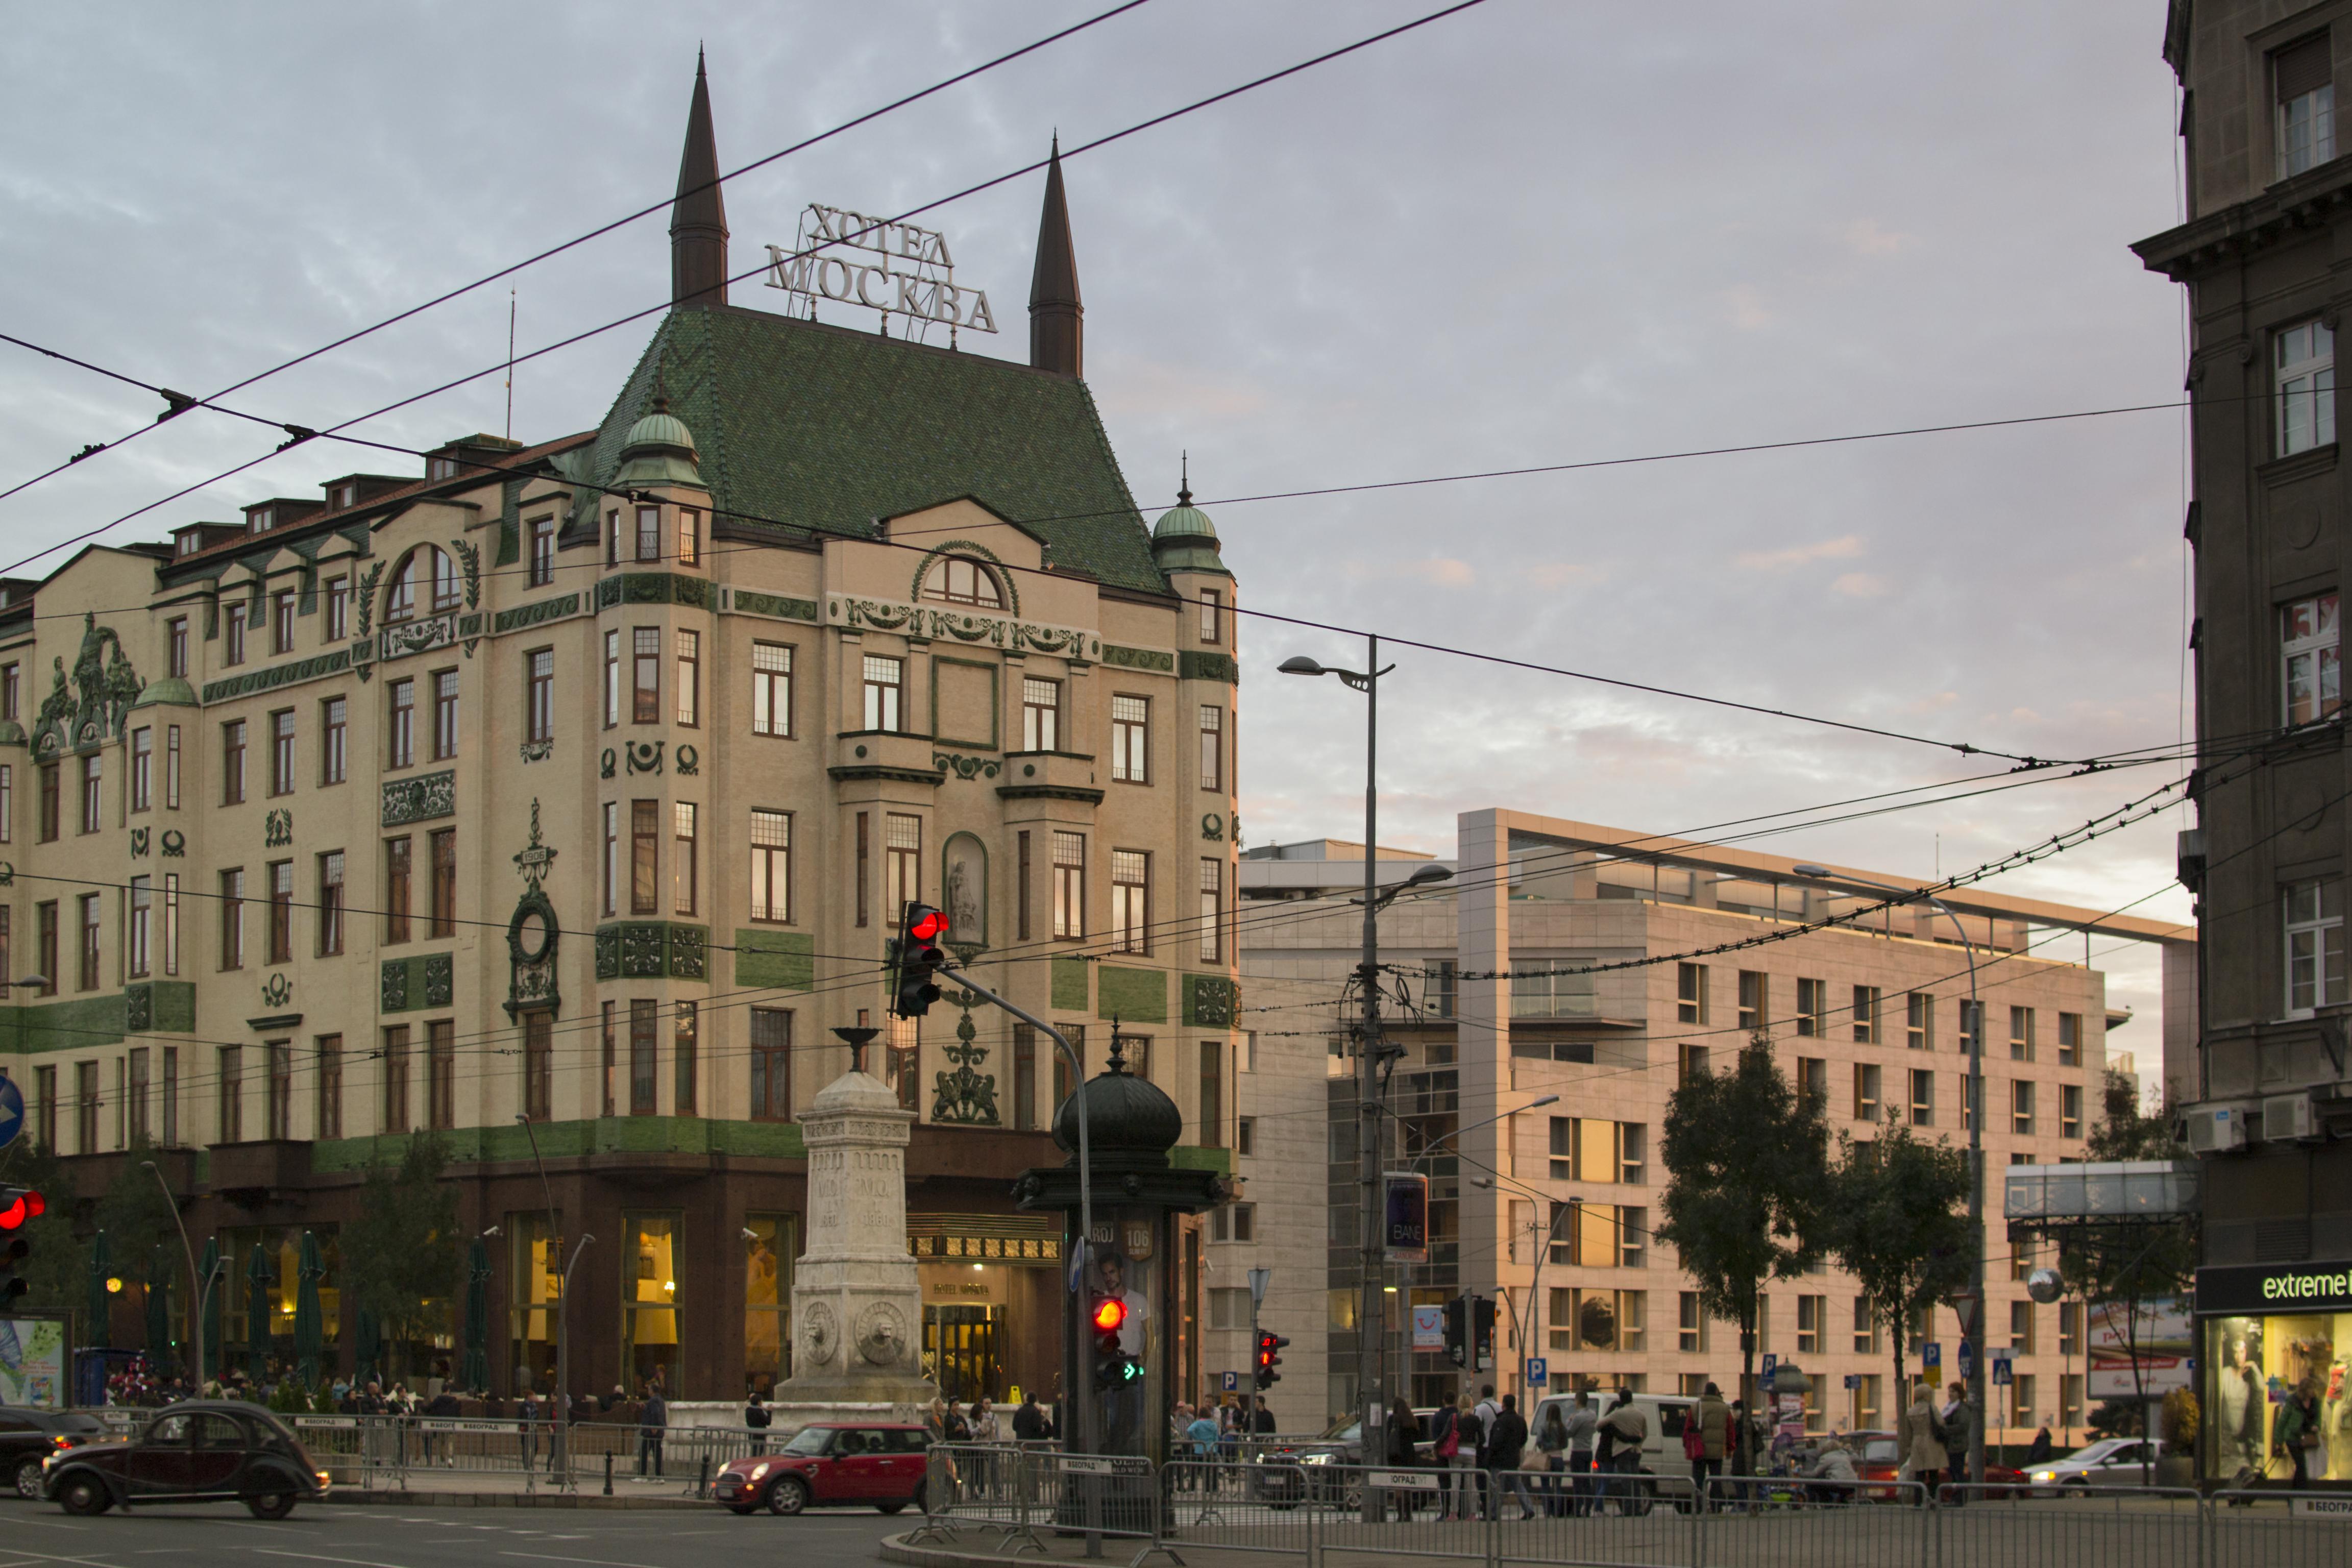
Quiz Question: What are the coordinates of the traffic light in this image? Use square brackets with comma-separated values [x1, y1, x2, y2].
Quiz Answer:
[1444, 1294, 1469, 1368]
[1091, 1293, 1142, 1389]
[889, 903, 950, 1019]
[1472, 1295, 1496, 1371]
[1253, 1329, 1287, 1389]
[0, 1187, 40, 1307]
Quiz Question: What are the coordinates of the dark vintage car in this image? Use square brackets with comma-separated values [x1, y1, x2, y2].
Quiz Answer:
[713, 1422, 929, 1515]
[0, 1407, 110, 1499]
[43, 1401, 328, 1518]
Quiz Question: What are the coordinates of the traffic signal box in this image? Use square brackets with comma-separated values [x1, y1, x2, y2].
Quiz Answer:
[1254, 1329, 1288, 1389]
[0, 1187, 43, 1307]
[1092, 1294, 1142, 1389]
[889, 903, 950, 1019]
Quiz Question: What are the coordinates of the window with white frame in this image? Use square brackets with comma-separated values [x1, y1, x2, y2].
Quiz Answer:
[1111, 850, 1149, 954]
[921, 555, 1003, 608]
[2285, 876, 2347, 1014]
[752, 643, 792, 737]
[1022, 677, 1060, 751]
[863, 655, 903, 732]
[1110, 695, 1148, 782]
[1198, 857, 1222, 963]
[2276, 33, 2336, 180]
[1198, 704, 1222, 791]
[2282, 592, 2341, 726]
[1053, 831, 1085, 938]
[749, 809, 791, 923]
[674, 629, 700, 726]
[2277, 320, 2336, 456]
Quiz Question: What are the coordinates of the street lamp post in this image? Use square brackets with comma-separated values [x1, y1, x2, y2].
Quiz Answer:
[141, 1159, 211, 1390]
[513, 1114, 575, 1486]
[1794, 862, 1983, 1487]
[1401, 1096, 1556, 1399]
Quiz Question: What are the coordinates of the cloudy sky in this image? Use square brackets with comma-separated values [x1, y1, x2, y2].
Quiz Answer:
[0, 3, 2191, 1060]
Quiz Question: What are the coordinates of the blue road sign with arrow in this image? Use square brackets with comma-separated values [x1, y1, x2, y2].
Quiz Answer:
[0, 1073, 21, 1151]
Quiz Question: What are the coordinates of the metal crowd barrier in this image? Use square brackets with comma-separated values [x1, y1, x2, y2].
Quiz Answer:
[1931, 1482, 2204, 1568]
[1702, 1476, 1928, 1568]
[280, 1414, 757, 1495]
[2208, 1487, 2352, 1568]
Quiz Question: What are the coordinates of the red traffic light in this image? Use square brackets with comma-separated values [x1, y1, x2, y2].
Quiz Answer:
[0, 1190, 41, 1231]
[909, 909, 949, 943]
[1091, 1295, 1129, 1334]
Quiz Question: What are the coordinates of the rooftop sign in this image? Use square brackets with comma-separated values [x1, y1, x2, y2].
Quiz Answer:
[765, 205, 997, 337]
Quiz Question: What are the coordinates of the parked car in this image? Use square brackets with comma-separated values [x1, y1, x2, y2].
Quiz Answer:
[0, 1408, 110, 1500]
[1849, 1429, 2028, 1501]
[714, 1423, 930, 1515]
[2026, 1438, 2168, 1492]
[43, 1401, 327, 1518]
[1255, 1411, 1440, 1508]
[1528, 1391, 1697, 1507]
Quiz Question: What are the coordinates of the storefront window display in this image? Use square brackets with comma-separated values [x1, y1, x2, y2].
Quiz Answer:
[2195, 1262, 2352, 1483]
[509, 1212, 564, 1394]
[624, 1211, 680, 1394]
[744, 1214, 794, 1397]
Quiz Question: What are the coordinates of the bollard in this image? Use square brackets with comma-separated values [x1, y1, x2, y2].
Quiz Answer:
[698, 1455, 710, 1499]
[604, 1451, 614, 1497]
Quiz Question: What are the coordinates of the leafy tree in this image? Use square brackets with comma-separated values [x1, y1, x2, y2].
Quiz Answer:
[0, 1138, 90, 1321]
[1822, 1115, 1972, 1418]
[339, 1134, 461, 1380]
[1656, 1037, 1831, 1417]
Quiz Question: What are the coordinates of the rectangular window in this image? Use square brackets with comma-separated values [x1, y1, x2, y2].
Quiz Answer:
[750, 1008, 792, 1121]
[2277, 33, 2337, 178]
[0, 762, 10, 845]
[167, 618, 189, 679]
[1679, 1292, 1708, 1353]
[523, 1013, 552, 1122]
[1017, 831, 1032, 942]
[217, 1046, 243, 1144]
[1199, 588, 1222, 644]
[632, 628, 659, 722]
[854, 812, 870, 928]
[749, 808, 790, 922]
[0, 663, 13, 722]
[1853, 1062, 1881, 1122]
[862, 654, 903, 731]
[266, 1040, 292, 1140]
[631, 800, 658, 915]
[384, 837, 411, 944]
[2281, 591, 2341, 726]
[528, 517, 555, 586]
[673, 1002, 698, 1115]
[602, 802, 619, 918]
[2276, 320, 2337, 456]
[527, 649, 554, 744]
[1680, 1042, 1709, 1082]
[2061, 1082, 2084, 1139]
[677, 507, 700, 567]
[1910, 1068, 1935, 1126]
[1022, 677, 1060, 751]
[672, 802, 697, 916]
[267, 859, 293, 964]
[272, 589, 296, 655]
[886, 813, 921, 921]
[2057, 1011, 2082, 1067]
[74, 1061, 97, 1154]
[600, 1002, 617, 1118]
[1853, 1296, 1879, 1354]
[605, 508, 622, 567]
[604, 630, 620, 727]
[1963, 1073, 1979, 1133]
[130, 877, 155, 978]
[1677, 962, 1708, 1024]
[2286, 876, 2346, 1013]
[1198, 704, 1222, 791]
[1198, 857, 1223, 962]
[2010, 1298, 2037, 1354]
[1111, 850, 1149, 954]
[35, 901, 56, 997]
[1796, 977, 1825, 1036]
[1237, 1114, 1254, 1155]
[1908, 991, 1934, 1049]
[752, 642, 793, 737]
[1853, 985, 1881, 1044]
[1797, 1294, 1824, 1355]
[162, 873, 179, 976]
[427, 1018, 454, 1130]
[219, 869, 245, 970]
[37, 763, 56, 843]
[635, 504, 661, 562]
[166, 724, 181, 808]
[316, 850, 344, 957]
[2058, 1301, 2081, 1356]
[1054, 830, 1085, 938]
[2010, 1006, 2036, 1061]
[131, 727, 152, 812]
[127, 1047, 150, 1144]
[266, 708, 295, 796]
[674, 629, 699, 726]
[1737, 970, 1764, 1030]
[158, 1049, 176, 1144]
[225, 602, 247, 665]
[429, 828, 456, 938]
[387, 680, 414, 769]
[1013, 1025, 1038, 1131]
[1198, 1038, 1223, 1147]
[325, 578, 350, 642]
[629, 999, 657, 1114]
[1797, 1055, 1827, 1109]
[1111, 695, 1148, 782]
[78, 753, 100, 835]
[2013, 1078, 2037, 1136]
[431, 669, 459, 760]
[381, 1025, 410, 1134]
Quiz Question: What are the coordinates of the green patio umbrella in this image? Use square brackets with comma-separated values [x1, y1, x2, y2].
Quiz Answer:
[354, 1303, 381, 1388]
[85, 1229, 111, 1350]
[246, 1238, 273, 1380]
[144, 1245, 173, 1370]
[293, 1231, 325, 1388]
[198, 1237, 223, 1383]
[460, 1238, 492, 1392]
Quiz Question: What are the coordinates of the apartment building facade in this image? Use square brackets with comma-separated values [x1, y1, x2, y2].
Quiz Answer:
[1, 58, 1241, 1408]
[1235, 815, 2193, 1442]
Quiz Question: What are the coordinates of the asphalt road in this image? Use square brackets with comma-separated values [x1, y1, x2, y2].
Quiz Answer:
[0, 1501, 902, 1568]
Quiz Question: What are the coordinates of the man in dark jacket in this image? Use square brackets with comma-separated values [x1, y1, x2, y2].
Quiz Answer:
[1012, 1392, 1049, 1442]
[1483, 1395, 1532, 1520]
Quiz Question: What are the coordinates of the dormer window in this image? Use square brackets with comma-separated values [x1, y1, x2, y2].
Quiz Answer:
[247, 505, 274, 535]
[176, 532, 200, 557]
[426, 455, 460, 483]
[334, 483, 358, 509]
[2277, 33, 2336, 179]
[386, 545, 459, 624]
[921, 555, 1004, 609]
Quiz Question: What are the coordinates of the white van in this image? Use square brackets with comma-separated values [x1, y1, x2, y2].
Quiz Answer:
[1528, 1392, 1698, 1494]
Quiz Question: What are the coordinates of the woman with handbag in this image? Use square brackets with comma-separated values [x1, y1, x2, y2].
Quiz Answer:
[1533, 1404, 1570, 1515]
[2279, 1380, 2322, 1489]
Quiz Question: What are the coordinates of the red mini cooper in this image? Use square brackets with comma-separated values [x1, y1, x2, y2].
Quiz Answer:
[714, 1422, 930, 1516]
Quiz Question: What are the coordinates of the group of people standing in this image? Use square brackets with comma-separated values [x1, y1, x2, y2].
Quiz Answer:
[1398, 1385, 1653, 1518]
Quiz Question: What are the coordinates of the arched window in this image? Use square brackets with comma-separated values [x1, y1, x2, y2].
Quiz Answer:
[921, 555, 1004, 609]
[386, 546, 459, 624]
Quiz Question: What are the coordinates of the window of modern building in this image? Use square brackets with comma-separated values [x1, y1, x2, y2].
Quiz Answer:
[1853, 1063, 1881, 1123]
[1795, 977, 1824, 1036]
[633, 628, 660, 723]
[2276, 320, 2337, 456]
[1853, 1296, 1879, 1354]
[1677, 962, 1707, 1024]
[1679, 1042, 1709, 1082]
[631, 801, 658, 916]
[1198, 704, 1222, 791]
[1053, 830, 1084, 938]
[429, 828, 456, 938]
[1907, 991, 1933, 1049]
[1963, 1074, 1979, 1134]
[1111, 695, 1148, 783]
[2276, 32, 2336, 179]
[1909, 1069, 1935, 1126]
[1796, 1056, 1827, 1109]
[674, 630, 699, 726]
[862, 655, 902, 732]
[921, 555, 1003, 607]
[1111, 850, 1149, 953]
[749, 809, 790, 923]
[1958, 998, 1984, 1056]
[2061, 1082, 2084, 1140]
[752, 642, 793, 737]
[527, 649, 554, 745]
[2058, 1301, 2081, 1356]
[2285, 876, 2346, 1014]
[387, 680, 414, 770]
[529, 518, 556, 586]
[1022, 678, 1060, 751]
[1853, 985, 1881, 1044]
[384, 837, 411, 944]
[2010, 1298, 2036, 1354]
[431, 669, 459, 761]
[1678, 1292, 1707, 1353]
[2013, 1079, 2037, 1136]
[1797, 1294, 1824, 1355]
[2008, 1006, 2035, 1062]
[1198, 857, 1222, 963]
[672, 803, 697, 916]
[1735, 970, 1765, 1030]
[2057, 1011, 2081, 1067]
[750, 1008, 792, 1121]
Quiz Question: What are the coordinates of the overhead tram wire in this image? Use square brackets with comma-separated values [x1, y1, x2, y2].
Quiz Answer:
[0, 0, 1160, 510]
[0, 0, 1497, 578]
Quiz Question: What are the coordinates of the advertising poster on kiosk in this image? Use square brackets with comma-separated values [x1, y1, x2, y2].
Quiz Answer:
[0, 1316, 69, 1408]
[2089, 1296, 2191, 1398]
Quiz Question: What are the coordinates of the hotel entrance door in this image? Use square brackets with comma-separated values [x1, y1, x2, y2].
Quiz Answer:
[925, 1305, 1002, 1406]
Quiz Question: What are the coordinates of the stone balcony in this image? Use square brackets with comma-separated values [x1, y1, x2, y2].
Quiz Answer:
[994, 749, 1103, 807]
[829, 728, 947, 786]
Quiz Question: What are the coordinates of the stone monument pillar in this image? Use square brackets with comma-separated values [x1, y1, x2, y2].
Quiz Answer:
[773, 1066, 937, 1419]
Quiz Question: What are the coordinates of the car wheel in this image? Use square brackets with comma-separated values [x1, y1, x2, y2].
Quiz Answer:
[58, 1474, 110, 1516]
[726, 1504, 755, 1516]
[246, 1490, 297, 1521]
[14, 1456, 45, 1500]
[876, 1502, 907, 1515]
[766, 1477, 810, 1516]
[2064, 1480, 2089, 1498]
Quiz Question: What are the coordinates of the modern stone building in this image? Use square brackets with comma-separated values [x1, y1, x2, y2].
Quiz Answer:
[4, 57, 1241, 1407]
[1232, 816, 2192, 1442]
[2136, 0, 2352, 1482]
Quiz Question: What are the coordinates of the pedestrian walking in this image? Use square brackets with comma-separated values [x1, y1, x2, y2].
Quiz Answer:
[638, 1380, 667, 1478]
[1386, 1397, 1423, 1519]
[1185, 1406, 1220, 1493]
[1562, 1390, 1598, 1516]
[1484, 1394, 1533, 1521]
[1902, 1383, 1947, 1505]
[2278, 1380, 2322, 1489]
[1427, 1396, 1464, 1518]
[1533, 1404, 1569, 1516]
[1692, 1382, 1732, 1509]
[1011, 1391, 1048, 1443]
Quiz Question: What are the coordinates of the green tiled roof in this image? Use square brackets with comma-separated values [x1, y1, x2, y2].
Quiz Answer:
[590, 307, 1167, 595]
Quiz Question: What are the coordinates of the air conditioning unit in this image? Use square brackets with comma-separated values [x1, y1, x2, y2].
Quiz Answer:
[2183, 1104, 2246, 1155]
[2262, 1093, 2320, 1142]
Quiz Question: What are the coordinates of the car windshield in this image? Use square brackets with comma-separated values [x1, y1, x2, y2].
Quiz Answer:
[1861, 1438, 1899, 1463]
[2061, 1441, 2120, 1464]
[781, 1427, 832, 1457]
[1313, 1417, 1361, 1443]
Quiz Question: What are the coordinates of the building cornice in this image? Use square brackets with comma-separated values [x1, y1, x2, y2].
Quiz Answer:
[2135, 158, 2352, 280]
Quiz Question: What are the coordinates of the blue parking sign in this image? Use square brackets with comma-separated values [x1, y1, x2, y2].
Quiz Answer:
[1921, 1341, 1941, 1368]
[1221, 1370, 1239, 1393]
[1760, 1353, 1777, 1385]
[1525, 1358, 1548, 1386]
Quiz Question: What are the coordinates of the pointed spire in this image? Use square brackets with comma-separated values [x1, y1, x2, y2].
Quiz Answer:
[1179, 450, 1191, 507]
[1028, 135, 1083, 377]
[671, 48, 730, 309]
